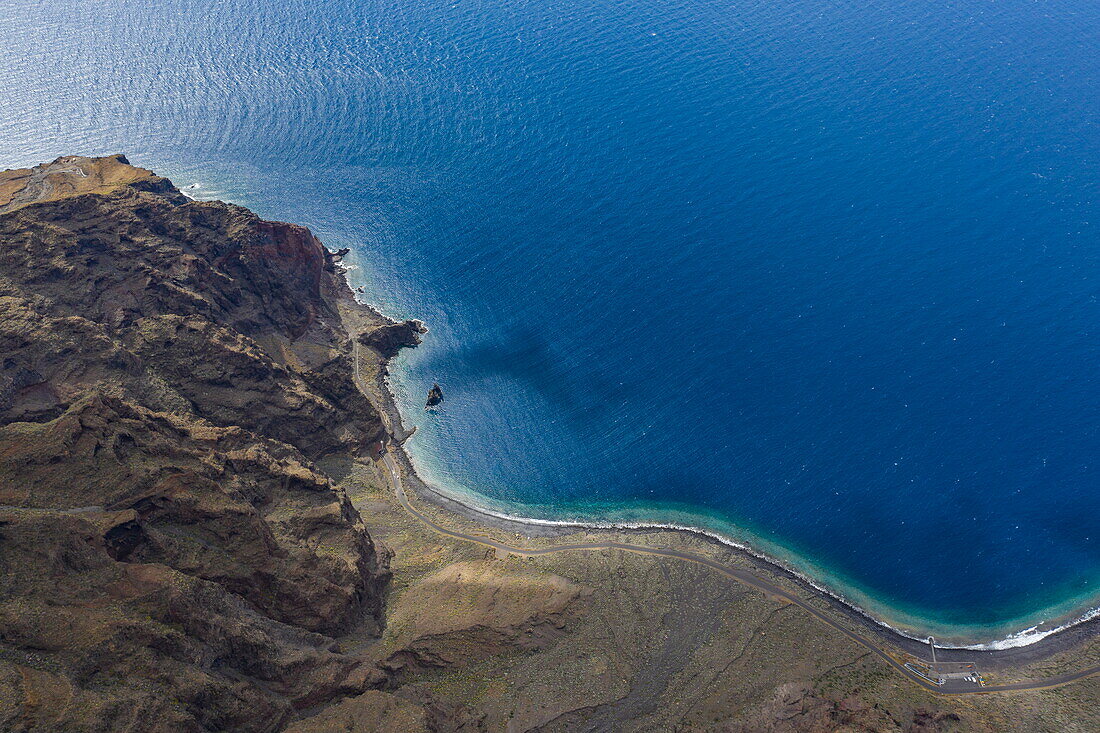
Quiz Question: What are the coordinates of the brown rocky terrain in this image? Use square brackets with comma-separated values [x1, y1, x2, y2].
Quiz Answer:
[4, 156, 1100, 733]
[0, 156, 412, 731]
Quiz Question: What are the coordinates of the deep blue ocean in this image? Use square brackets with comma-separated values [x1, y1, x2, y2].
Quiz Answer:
[2, 0, 1098, 645]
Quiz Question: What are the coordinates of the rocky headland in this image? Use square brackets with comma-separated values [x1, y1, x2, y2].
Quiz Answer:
[0, 155, 404, 730]
[3, 156, 1100, 733]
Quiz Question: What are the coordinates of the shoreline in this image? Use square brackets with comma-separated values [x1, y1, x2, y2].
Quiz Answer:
[338, 283, 1100, 670]
[389, 454, 1100, 654]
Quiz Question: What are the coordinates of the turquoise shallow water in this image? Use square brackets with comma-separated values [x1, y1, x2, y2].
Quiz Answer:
[1, 0, 1098, 646]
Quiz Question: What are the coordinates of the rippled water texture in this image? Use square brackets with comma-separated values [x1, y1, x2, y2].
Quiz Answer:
[2, 0, 1098, 643]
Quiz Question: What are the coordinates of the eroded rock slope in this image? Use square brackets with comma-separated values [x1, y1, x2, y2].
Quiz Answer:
[0, 155, 413, 732]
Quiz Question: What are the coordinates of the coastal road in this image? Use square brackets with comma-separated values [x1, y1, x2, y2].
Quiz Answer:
[350, 339, 1100, 696]
[377, 450, 1100, 696]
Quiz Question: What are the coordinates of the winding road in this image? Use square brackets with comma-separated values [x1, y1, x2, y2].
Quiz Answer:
[378, 451, 1100, 696]
[351, 335, 1100, 695]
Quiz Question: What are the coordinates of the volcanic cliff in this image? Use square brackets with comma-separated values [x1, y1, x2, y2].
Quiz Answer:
[0, 155, 424, 731]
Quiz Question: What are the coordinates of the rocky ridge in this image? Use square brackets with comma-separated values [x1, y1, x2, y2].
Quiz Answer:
[0, 155, 421, 731]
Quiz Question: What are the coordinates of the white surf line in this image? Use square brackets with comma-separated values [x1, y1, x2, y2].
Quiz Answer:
[359, 324, 1100, 653]
[392, 440, 1100, 652]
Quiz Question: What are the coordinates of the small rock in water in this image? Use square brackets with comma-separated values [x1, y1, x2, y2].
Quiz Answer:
[426, 383, 444, 409]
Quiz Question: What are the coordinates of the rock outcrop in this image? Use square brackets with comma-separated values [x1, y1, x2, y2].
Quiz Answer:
[0, 156, 406, 732]
[425, 383, 444, 409]
[357, 319, 427, 359]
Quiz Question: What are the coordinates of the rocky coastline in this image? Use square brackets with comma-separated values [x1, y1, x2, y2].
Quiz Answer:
[0, 155, 407, 731]
[4, 155, 1100, 732]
